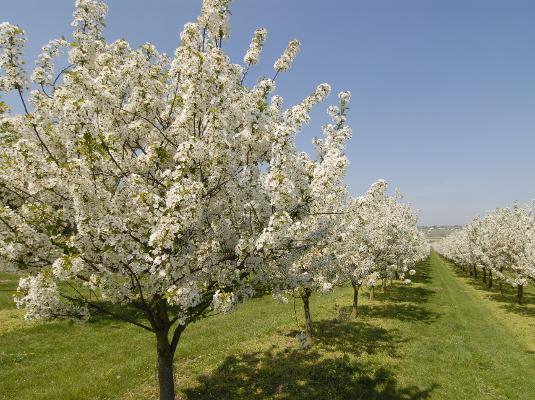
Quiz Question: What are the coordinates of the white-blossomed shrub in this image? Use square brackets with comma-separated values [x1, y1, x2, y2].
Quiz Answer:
[435, 205, 535, 304]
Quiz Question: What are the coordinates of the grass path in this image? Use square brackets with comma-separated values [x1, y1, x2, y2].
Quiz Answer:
[401, 252, 535, 399]
[1, 253, 535, 399]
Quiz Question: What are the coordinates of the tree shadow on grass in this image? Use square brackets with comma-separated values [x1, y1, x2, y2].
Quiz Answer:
[355, 303, 441, 325]
[448, 264, 535, 318]
[375, 285, 437, 304]
[483, 285, 535, 312]
[184, 318, 437, 399]
[286, 319, 402, 357]
[499, 302, 535, 318]
[183, 347, 437, 400]
[486, 292, 535, 319]
[449, 266, 495, 294]
[410, 258, 434, 285]
[334, 258, 440, 325]
[365, 257, 436, 305]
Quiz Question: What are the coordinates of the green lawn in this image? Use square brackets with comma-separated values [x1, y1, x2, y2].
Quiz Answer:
[1, 252, 534, 399]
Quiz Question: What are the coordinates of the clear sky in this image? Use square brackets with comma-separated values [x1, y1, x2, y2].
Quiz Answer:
[3, 0, 535, 225]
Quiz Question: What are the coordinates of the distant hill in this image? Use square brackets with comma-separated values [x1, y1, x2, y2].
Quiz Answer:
[419, 225, 463, 242]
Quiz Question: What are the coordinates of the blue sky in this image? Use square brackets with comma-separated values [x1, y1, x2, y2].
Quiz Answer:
[3, 0, 535, 225]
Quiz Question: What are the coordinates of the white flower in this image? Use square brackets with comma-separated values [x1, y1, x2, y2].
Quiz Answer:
[244, 28, 267, 65]
[274, 39, 300, 72]
[0, 23, 28, 91]
[212, 290, 237, 313]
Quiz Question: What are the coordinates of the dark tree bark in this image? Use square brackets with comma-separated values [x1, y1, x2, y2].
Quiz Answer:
[351, 280, 360, 318]
[487, 270, 493, 289]
[482, 268, 487, 284]
[156, 329, 176, 400]
[150, 298, 186, 400]
[302, 289, 313, 338]
[473, 265, 478, 278]
[517, 285, 524, 305]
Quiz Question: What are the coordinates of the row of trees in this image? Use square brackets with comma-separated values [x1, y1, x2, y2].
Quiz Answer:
[273, 179, 429, 346]
[0, 0, 427, 398]
[435, 205, 535, 304]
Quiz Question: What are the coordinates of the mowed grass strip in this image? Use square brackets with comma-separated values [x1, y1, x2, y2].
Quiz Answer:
[400, 252, 535, 399]
[440, 255, 535, 352]
[1, 253, 534, 399]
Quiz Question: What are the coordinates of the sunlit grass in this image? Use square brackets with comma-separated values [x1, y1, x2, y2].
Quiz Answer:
[442, 256, 535, 352]
[1, 253, 534, 399]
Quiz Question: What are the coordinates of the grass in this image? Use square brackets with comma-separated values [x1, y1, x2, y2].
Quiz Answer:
[443, 257, 535, 352]
[1, 252, 535, 399]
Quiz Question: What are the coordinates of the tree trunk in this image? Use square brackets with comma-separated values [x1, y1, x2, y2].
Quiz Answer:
[156, 330, 176, 400]
[517, 285, 524, 305]
[473, 265, 478, 278]
[302, 289, 313, 338]
[487, 270, 493, 289]
[351, 281, 359, 318]
[469, 265, 473, 276]
[150, 298, 185, 400]
[499, 281, 503, 295]
[369, 286, 375, 301]
[382, 279, 387, 292]
[482, 268, 487, 284]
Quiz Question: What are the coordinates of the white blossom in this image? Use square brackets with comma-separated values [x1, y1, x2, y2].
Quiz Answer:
[0, 23, 28, 91]
[32, 39, 68, 86]
[244, 28, 267, 65]
[274, 39, 300, 72]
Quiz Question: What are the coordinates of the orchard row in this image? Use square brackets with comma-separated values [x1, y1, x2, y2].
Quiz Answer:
[435, 205, 535, 304]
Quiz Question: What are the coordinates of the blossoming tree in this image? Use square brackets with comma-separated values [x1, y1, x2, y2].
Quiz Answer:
[340, 180, 428, 316]
[265, 91, 352, 342]
[0, 0, 353, 398]
[436, 205, 535, 304]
